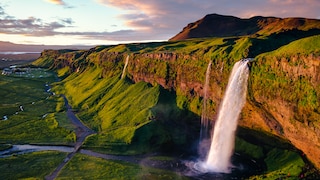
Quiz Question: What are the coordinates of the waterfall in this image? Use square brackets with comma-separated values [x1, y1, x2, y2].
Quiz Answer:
[203, 59, 251, 173]
[121, 55, 129, 79]
[199, 61, 212, 155]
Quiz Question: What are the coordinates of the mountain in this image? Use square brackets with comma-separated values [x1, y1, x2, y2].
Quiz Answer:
[170, 13, 320, 41]
[32, 14, 320, 177]
[0, 41, 93, 52]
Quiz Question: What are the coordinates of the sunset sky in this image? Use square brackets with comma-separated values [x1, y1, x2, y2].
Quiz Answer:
[0, 0, 320, 46]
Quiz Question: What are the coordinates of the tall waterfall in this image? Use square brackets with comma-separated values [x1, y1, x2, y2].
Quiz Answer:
[200, 61, 212, 143]
[121, 55, 129, 79]
[204, 59, 250, 173]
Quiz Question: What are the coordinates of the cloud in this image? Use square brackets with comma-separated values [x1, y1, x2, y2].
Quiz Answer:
[0, 6, 4, 15]
[0, 17, 68, 36]
[44, 0, 74, 8]
[0, 5, 72, 36]
[0, 4, 144, 42]
[60, 18, 74, 25]
[0, 16, 143, 42]
[44, 0, 66, 6]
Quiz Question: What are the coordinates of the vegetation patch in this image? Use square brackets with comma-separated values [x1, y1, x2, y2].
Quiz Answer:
[0, 69, 75, 145]
[0, 151, 67, 179]
[58, 153, 187, 180]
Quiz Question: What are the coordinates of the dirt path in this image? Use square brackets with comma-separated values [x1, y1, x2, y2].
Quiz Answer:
[45, 95, 95, 180]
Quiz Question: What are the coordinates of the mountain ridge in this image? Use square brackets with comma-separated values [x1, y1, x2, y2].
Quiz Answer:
[170, 13, 320, 41]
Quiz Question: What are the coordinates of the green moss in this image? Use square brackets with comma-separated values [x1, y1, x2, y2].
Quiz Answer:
[235, 137, 264, 159]
[255, 148, 305, 179]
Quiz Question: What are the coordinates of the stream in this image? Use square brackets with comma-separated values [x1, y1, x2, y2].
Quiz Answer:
[0, 144, 73, 158]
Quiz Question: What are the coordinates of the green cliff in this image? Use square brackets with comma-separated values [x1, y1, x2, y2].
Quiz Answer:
[33, 16, 320, 178]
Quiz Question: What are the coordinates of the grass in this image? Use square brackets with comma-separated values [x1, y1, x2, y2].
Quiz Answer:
[259, 34, 320, 58]
[249, 149, 305, 179]
[55, 67, 163, 151]
[0, 69, 76, 145]
[0, 151, 67, 179]
[54, 63, 201, 154]
[0, 144, 12, 151]
[57, 153, 188, 179]
[57, 66, 70, 78]
[235, 128, 309, 179]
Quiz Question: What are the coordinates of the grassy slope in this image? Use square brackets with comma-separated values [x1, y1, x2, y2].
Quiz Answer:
[260, 34, 320, 57]
[53, 64, 196, 154]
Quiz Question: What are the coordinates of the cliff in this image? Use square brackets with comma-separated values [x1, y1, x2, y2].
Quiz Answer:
[32, 13, 320, 177]
[33, 35, 320, 171]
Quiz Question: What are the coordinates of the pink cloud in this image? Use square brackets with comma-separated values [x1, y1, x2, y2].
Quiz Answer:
[44, 0, 65, 6]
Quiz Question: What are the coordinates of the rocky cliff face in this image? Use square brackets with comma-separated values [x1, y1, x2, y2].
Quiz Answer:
[249, 55, 320, 168]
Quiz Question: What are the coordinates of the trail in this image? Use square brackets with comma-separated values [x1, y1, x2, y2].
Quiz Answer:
[45, 95, 95, 180]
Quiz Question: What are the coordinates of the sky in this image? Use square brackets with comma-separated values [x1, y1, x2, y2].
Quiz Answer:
[0, 0, 320, 46]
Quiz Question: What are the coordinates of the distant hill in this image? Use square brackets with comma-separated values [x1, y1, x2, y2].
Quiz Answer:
[0, 41, 92, 68]
[170, 13, 320, 40]
[0, 41, 93, 52]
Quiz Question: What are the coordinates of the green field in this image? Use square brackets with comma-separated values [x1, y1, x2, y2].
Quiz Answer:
[0, 68, 75, 145]
[0, 151, 67, 179]
[57, 153, 188, 180]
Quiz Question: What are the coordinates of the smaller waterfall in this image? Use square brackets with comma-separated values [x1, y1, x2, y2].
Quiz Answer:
[121, 55, 129, 79]
[200, 61, 212, 143]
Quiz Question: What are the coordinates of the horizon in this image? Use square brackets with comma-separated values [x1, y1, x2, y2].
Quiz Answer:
[0, 0, 320, 46]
